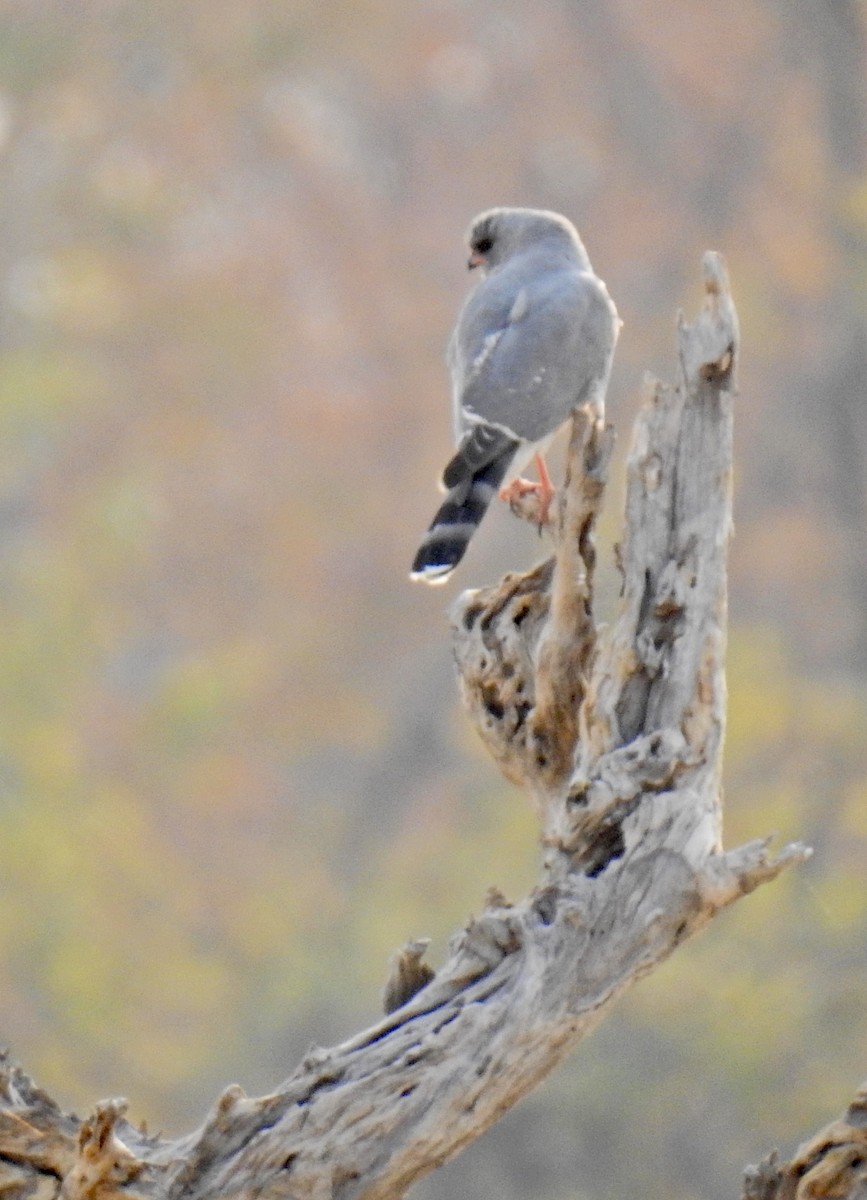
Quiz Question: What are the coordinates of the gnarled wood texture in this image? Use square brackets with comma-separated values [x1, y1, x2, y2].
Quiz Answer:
[0, 255, 818, 1200]
[743, 1082, 867, 1200]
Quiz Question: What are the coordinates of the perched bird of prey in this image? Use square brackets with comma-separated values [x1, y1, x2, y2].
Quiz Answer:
[410, 207, 619, 585]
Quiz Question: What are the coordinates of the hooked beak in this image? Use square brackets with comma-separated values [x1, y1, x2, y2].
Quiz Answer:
[467, 250, 486, 270]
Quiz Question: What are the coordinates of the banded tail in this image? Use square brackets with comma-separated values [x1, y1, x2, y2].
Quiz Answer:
[410, 428, 519, 585]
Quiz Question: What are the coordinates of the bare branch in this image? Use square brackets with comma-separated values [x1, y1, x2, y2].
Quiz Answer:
[530, 409, 615, 796]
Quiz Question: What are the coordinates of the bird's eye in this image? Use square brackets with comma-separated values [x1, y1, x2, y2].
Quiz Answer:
[474, 236, 494, 255]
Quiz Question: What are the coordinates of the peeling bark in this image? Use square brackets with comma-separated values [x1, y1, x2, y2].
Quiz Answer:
[0, 255, 822, 1200]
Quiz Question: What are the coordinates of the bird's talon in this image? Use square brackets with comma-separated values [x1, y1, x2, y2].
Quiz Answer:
[498, 477, 541, 504]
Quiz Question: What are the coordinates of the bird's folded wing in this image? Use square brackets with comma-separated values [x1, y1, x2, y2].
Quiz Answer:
[452, 269, 606, 446]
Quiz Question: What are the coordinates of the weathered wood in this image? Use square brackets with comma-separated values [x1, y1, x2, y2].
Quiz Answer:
[451, 406, 613, 808]
[382, 938, 434, 1014]
[0, 255, 813, 1200]
[742, 1081, 867, 1200]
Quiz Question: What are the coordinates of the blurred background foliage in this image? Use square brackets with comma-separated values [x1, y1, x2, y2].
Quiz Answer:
[0, 1, 865, 1198]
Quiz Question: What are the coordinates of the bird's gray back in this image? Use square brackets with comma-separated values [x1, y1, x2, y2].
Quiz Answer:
[450, 254, 617, 445]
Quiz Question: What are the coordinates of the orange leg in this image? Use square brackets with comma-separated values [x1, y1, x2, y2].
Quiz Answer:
[498, 453, 556, 524]
[533, 453, 555, 522]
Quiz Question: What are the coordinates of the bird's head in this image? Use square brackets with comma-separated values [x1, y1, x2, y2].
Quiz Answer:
[465, 207, 588, 273]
